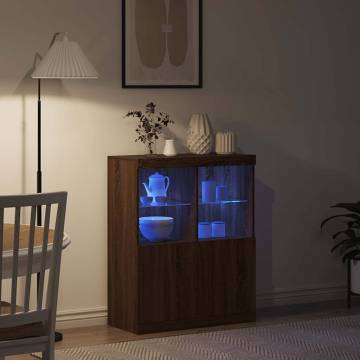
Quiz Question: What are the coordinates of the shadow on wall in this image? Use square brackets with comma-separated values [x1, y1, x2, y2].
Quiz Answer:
[255, 178, 274, 301]
[14, 53, 69, 98]
[13, 54, 71, 197]
[233, 107, 360, 304]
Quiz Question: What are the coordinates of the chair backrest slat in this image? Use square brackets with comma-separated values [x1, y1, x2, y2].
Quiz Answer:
[24, 206, 36, 312]
[10, 207, 21, 314]
[0, 192, 67, 332]
[46, 203, 65, 315]
[37, 204, 51, 311]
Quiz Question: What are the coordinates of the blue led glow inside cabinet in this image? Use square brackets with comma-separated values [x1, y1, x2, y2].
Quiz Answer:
[138, 163, 253, 245]
[139, 167, 196, 244]
[198, 165, 253, 240]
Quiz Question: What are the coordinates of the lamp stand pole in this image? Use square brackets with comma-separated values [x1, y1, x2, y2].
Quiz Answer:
[36, 78, 63, 343]
[37, 79, 42, 224]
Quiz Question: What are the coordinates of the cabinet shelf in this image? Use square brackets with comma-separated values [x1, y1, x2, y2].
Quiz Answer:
[139, 200, 192, 208]
[199, 199, 248, 205]
[199, 236, 252, 242]
[139, 238, 193, 246]
[140, 236, 252, 246]
[139, 199, 247, 208]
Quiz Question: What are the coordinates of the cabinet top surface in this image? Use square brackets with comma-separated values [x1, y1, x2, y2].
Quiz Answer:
[108, 153, 256, 165]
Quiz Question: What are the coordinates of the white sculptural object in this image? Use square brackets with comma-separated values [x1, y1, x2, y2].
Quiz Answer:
[186, 114, 213, 154]
[215, 131, 235, 154]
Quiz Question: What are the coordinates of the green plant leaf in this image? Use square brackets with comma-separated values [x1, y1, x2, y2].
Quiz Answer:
[331, 202, 360, 214]
[342, 249, 360, 263]
[321, 214, 360, 229]
[335, 239, 360, 254]
[345, 221, 360, 229]
[331, 239, 353, 252]
[332, 229, 356, 239]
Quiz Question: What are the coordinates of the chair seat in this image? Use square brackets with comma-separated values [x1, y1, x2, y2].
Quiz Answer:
[0, 301, 22, 315]
[0, 302, 46, 341]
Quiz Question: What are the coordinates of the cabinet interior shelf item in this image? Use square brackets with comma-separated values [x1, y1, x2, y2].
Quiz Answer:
[108, 153, 256, 334]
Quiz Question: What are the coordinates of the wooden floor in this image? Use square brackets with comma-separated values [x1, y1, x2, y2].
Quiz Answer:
[9, 298, 360, 359]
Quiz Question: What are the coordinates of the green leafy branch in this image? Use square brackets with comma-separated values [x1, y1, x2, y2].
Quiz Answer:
[125, 102, 174, 154]
[321, 202, 360, 262]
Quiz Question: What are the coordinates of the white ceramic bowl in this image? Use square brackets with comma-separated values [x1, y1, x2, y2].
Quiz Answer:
[139, 216, 174, 242]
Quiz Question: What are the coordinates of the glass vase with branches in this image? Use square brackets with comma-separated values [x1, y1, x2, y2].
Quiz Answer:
[125, 102, 174, 154]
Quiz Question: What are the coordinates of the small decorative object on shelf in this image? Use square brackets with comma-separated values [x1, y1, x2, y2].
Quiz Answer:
[216, 185, 227, 202]
[163, 139, 177, 156]
[125, 102, 174, 154]
[215, 131, 235, 154]
[143, 172, 170, 206]
[198, 222, 212, 239]
[139, 216, 174, 242]
[201, 180, 216, 203]
[211, 221, 226, 238]
[186, 114, 213, 154]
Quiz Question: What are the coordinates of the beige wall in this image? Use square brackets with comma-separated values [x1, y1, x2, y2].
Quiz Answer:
[1, 0, 359, 323]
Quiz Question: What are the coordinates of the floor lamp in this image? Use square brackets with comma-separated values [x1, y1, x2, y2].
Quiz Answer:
[31, 32, 98, 341]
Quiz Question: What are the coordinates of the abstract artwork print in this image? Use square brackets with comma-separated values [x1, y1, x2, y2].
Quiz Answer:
[122, 0, 202, 88]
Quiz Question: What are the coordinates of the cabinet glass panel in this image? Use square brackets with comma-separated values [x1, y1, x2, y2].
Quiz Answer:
[139, 167, 196, 245]
[198, 165, 253, 240]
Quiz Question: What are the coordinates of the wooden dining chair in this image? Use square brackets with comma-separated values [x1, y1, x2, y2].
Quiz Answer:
[0, 192, 67, 360]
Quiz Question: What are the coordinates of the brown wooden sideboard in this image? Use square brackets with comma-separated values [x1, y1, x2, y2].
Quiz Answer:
[108, 153, 256, 334]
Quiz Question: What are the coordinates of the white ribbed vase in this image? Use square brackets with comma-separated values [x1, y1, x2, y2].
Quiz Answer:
[215, 132, 235, 154]
[186, 114, 213, 154]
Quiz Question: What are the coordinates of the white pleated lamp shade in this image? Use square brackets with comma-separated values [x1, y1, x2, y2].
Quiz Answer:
[32, 35, 98, 79]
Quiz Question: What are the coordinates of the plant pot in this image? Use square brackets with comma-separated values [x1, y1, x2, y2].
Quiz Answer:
[351, 260, 360, 294]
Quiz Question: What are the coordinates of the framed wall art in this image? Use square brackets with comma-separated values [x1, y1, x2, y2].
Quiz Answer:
[122, 0, 203, 88]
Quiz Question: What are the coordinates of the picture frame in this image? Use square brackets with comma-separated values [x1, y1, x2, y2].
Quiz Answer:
[122, 0, 203, 88]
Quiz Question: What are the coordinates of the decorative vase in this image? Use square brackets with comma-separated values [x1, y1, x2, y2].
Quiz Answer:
[351, 260, 360, 294]
[186, 114, 213, 154]
[215, 185, 227, 202]
[201, 180, 216, 203]
[215, 131, 235, 154]
[211, 221, 226, 238]
[163, 139, 177, 156]
[146, 141, 155, 155]
[198, 222, 211, 239]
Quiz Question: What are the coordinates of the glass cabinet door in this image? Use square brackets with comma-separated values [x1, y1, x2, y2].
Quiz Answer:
[198, 165, 253, 240]
[138, 167, 196, 245]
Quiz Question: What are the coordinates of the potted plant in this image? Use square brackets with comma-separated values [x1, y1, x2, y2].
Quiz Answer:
[321, 201, 360, 294]
[125, 102, 174, 154]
